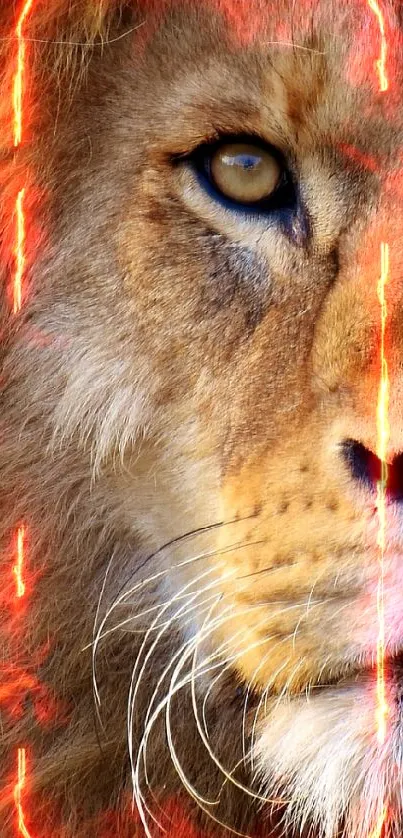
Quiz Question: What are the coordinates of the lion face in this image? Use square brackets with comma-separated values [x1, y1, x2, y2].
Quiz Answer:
[3, 1, 403, 836]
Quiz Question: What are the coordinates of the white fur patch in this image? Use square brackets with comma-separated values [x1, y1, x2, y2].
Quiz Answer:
[254, 680, 403, 837]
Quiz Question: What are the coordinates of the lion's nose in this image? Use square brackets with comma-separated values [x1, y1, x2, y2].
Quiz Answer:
[341, 439, 403, 503]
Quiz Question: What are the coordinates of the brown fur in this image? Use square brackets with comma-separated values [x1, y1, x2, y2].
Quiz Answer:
[2, 1, 403, 836]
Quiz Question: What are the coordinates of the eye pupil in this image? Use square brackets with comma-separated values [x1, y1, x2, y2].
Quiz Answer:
[209, 141, 283, 206]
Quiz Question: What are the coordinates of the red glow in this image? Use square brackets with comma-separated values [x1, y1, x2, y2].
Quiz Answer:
[14, 749, 33, 838]
[13, 524, 26, 598]
[0, 662, 68, 727]
[337, 142, 379, 174]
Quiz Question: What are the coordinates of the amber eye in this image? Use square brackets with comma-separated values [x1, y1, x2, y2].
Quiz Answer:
[209, 142, 282, 205]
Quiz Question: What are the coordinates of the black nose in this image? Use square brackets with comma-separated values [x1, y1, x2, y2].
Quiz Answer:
[341, 439, 403, 503]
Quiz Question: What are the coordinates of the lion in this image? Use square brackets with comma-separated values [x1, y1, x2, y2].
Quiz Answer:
[1, 1, 403, 836]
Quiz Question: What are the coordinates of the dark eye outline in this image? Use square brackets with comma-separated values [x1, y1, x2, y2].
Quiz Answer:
[186, 134, 298, 217]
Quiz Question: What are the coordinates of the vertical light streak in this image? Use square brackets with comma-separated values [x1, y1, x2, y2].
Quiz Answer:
[13, 749, 32, 838]
[13, 0, 34, 147]
[375, 242, 389, 747]
[13, 188, 26, 314]
[12, 0, 33, 313]
[13, 524, 26, 598]
[366, 2, 389, 835]
[367, 0, 388, 91]
[369, 805, 388, 838]
[11, 3, 35, 836]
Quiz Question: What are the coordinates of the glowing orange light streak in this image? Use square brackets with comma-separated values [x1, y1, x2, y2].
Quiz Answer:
[375, 242, 389, 747]
[13, 749, 33, 838]
[12, 0, 34, 313]
[365, 3, 390, 837]
[13, 0, 34, 147]
[369, 805, 388, 838]
[367, 0, 389, 91]
[11, 4, 35, 836]
[13, 188, 26, 314]
[13, 524, 26, 598]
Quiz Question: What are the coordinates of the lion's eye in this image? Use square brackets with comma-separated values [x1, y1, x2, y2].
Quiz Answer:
[209, 142, 282, 205]
[187, 137, 297, 217]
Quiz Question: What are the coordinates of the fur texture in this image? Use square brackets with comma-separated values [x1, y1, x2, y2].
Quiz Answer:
[2, 1, 403, 836]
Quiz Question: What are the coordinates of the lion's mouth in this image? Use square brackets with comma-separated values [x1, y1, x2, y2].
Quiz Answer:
[305, 652, 403, 695]
[255, 653, 403, 838]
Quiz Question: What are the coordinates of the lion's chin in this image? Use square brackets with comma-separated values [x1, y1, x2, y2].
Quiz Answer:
[254, 676, 403, 838]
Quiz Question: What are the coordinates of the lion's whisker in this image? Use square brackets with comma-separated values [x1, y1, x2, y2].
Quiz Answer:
[199, 612, 273, 741]
[190, 629, 286, 807]
[249, 652, 293, 773]
[92, 539, 244, 708]
[105, 513, 256, 616]
[160, 606, 290, 811]
[244, 640, 292, 770]
[139, 606, 257, 837]
[92, 549, 116, 719]
[135, 600, 251, 816]
[129, 566, 236, 820]
[92, 532, 255, 664]
[133, 600, 234, 835]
